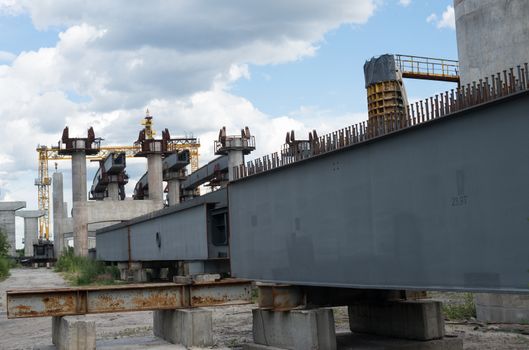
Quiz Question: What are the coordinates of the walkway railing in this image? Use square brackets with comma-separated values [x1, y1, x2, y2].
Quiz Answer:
[395, 54, 460, 83]
[234, 63, 529, 181]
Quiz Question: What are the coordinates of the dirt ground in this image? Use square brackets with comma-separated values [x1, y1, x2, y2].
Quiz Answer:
[1, 268, 529, 349]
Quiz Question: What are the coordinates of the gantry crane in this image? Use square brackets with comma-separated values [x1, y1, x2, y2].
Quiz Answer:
[35, 114, 200, 240]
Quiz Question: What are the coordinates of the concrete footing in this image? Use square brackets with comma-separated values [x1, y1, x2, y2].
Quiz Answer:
[252, 308, 336, 350]
[475, 293, 529, 323]
[153, 308, 213, 347]
[244, 333, 463, 350]
[335, 332, 463, 350]
[348, 300, 445, 341]
[52, 316, 96, 350]
[117, 262, 148, 282]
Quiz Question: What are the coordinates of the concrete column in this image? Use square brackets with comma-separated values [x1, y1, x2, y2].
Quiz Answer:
[72, 202, 88, 257]
[53, 172, 64, 256]
[167, 179, 180, 205]
[16, 210, 45, 257]
[106, 182, 120, 200]
[52, 316, 96, 350]
[227, 150, 244, 181]
[153, 308, 213, 347]
[71, 152, 87, 202]
[348, 300, 445, 341]
[147, 153, 163, 202]
[251, 308, 336, 350]
[0, 201, 26, 256]
[71, 151, 88, 257]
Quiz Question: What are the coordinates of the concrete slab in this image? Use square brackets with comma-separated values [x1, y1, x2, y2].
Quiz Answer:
[153, 308, 213, 347]
[348, 300, 444, 341]
[15, 210, 45, 218]
[0, 201, 26, 211]
[52, 315, 96, 350]
[252, 308, 336, 350]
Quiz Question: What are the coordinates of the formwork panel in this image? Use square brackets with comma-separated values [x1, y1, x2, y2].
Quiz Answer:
[229, 94, 529, 293]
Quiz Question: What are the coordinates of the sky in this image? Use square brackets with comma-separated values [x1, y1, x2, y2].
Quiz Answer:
[0, 0, 458, 248]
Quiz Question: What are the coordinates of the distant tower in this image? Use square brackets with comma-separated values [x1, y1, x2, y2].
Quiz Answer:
[455, 0, 529, 86]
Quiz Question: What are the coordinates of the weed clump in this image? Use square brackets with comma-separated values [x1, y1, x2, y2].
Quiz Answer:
[442, 293, 476, 320]
[55, 248, 120, 286]
[0, 230, 11, 280]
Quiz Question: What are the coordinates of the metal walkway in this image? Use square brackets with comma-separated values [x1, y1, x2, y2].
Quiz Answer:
[395, 54, 460, 83]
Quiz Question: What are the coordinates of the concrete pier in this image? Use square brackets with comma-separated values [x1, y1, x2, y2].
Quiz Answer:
[153, 308, 213, 347]
[147, 153, 163, 202]
[72, 152, 87, 203]
[16, 210, 45, 256]
[227, 149, 244, 181]
[53, 172, 64, 256]
[106, 182, 120, 200]
[348, 300, 445, 341]
[0, 201, 26, 256]
[52, 316, 96, 350]
[71, 151, 88, 257]
[250, 308, 336, 350]
[166, 178, 180, 205]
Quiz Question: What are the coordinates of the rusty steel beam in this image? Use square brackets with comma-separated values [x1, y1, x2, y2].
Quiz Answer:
[6, 279, 251, 319]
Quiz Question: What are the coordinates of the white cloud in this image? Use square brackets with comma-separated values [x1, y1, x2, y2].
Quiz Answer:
[399, 0, 411, 7]
[427, 5, 455, 30]
[426, 13, 437, 24]
[437, 5, 455, 29]
[0, 1, 378, 243]
[0, 51, 16, 63]
[0, 0, 23, 15]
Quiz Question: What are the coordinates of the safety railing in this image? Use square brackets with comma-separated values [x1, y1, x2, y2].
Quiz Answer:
[395, 54, 460, 82]
[233, 63, 529, 181]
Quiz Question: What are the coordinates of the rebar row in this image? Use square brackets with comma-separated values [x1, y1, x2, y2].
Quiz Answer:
[233, 63, 529, 181]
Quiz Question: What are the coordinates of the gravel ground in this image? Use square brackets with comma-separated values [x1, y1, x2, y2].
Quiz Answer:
[2, 268, 529, 349]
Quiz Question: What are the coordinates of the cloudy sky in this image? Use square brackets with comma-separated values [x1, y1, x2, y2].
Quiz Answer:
[0, 0, 457, 247]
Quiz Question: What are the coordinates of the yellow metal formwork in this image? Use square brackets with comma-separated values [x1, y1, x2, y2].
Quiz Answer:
[367, 80, 406, 120]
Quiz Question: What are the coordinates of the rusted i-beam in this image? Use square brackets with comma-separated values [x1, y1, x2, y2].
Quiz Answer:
[6, 279, 252, 319]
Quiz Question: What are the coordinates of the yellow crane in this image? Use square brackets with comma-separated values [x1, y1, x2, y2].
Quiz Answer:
[35, 117, 200, 240]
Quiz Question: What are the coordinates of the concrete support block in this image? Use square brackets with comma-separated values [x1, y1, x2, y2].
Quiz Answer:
[244, 344, 285, 350]
[475, 293, 529, 323]
[348, 300, 444, 341]
[153, 308, 213, 347]
[116, 262, 148, 282]
[336, 332, 463, 350]
[252, 308, 336, 350]
[52, 316, 96, 350]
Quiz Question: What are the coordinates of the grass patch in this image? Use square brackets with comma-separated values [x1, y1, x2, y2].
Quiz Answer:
[442, 292, 476, 320]
[0, 256, 10, 281]
[55, 249, 120, 286]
